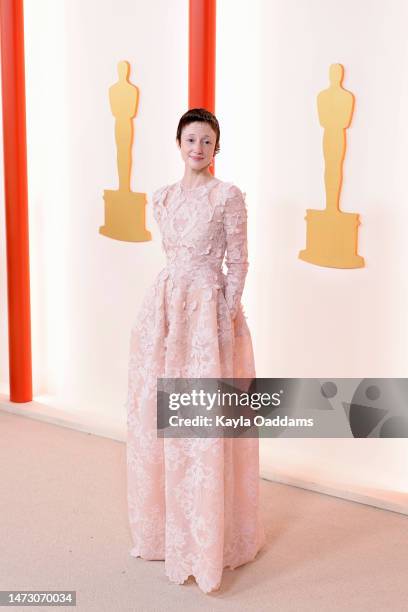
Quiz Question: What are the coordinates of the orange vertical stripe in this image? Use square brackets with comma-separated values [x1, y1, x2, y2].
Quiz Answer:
[0, 0, 32, 402]
[189, 0, 216, 172]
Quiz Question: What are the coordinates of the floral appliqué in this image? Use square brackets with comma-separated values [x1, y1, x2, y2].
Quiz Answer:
[125, 178, 266, 594]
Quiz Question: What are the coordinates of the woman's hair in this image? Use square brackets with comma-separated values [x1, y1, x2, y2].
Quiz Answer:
[176, 108, 220, 156]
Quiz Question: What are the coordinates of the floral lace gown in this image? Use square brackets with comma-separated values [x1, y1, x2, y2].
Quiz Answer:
[125, 176, 266, 594]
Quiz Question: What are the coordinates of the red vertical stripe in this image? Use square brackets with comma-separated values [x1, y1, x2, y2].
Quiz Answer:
[0, 0, 32, 402]
[188, 0, 216, 172]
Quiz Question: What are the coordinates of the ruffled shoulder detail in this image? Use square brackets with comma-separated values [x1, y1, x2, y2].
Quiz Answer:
[224, 183, 247, 204]
[222, 183, 248, 226]
[152, 184, 170, 225]
[219, 182, 247, 208]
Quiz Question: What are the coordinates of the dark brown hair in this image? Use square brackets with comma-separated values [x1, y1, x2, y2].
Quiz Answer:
[176, 108, 220, 156]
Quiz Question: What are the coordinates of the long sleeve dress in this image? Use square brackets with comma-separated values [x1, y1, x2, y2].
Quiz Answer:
[125, 176, 266, 594]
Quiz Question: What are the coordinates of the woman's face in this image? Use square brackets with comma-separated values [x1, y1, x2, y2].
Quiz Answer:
[178, 121, 217, 172]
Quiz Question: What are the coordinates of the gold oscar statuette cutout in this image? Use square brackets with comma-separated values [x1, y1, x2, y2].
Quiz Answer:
[299, 63, 364, 268]
[99, 60, 151, 241]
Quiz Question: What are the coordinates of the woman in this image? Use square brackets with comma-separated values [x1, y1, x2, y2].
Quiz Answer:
[125, 108, 265, 593]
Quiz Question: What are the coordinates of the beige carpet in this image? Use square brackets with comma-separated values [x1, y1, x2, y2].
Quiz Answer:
[0, 410, 407, 611]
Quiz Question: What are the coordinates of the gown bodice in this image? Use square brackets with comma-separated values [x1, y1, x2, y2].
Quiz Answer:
[152, 177, 249, 320]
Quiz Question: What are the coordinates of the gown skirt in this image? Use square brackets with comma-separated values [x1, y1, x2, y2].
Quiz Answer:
[125, 178, 266, 594]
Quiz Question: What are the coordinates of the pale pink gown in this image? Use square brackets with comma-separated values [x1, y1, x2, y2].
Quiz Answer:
[125, 176, 265, 593]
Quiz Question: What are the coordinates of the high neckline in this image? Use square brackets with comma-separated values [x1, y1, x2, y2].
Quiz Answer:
[178, 177, 218, 191]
